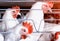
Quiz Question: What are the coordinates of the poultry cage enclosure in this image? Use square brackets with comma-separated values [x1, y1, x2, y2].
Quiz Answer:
[0, 1, 60, 41]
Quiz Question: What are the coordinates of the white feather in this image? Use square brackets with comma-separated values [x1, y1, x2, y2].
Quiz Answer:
[26, 2, 45, 32]
[2, 9, 19, 31]
[0, 33, 4, 41]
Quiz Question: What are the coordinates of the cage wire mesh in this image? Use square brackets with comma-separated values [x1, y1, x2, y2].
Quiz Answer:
[0, 7, 60, 41]
[0, 9, 60, 33]
[0, 1, 60, 41]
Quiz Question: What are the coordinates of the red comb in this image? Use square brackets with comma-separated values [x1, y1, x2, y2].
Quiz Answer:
[12, 5, 20, 9]
[55, 32, 60, 40]
[47, 2, 54, 8]
[22, 21, 33, 34]
[12, 5, 20, 11]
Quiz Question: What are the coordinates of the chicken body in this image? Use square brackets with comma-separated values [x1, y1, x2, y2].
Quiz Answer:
[19, 2, 48, 41]
[21, 2, 53, 41]
[26, 2, 45, 32]
[43, 23, 60, 41]
[2, 9, 19, 31]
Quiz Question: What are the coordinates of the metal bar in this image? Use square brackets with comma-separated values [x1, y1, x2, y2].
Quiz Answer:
[1, 11, 60, 14]
[0, 9, 60, 10]
[0, 9, 47, 10]
[1, 12, 60, 14]
[0, 19, 60, 21]
[1, 9, 60, 14]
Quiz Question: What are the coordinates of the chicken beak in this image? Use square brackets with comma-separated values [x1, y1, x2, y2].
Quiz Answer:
[18, 12, 21, 16]
[47, 2, 54, 13]
[48, 7, 52, 13]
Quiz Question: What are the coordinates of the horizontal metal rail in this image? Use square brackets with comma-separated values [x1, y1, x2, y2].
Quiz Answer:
[1, 9, 60, 14]
[0, 19, 60, 21]
[0, 9, 60, 10]
[1, 12, 60, 14]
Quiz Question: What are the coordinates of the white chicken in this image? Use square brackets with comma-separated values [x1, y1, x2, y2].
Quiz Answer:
[25, 2, 53, 32]
[47, 25, 60, 41]
[19, 1, 53, 41]
[5, 20, 33, 41]
[42, 22, 60, 41]
[3, 6, 33, 41]
[2, 6, 21, 31]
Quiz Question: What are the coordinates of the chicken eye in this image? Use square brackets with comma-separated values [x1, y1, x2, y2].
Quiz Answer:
[22, 29, 26, 32]
[24, 29, 26, 32]
[43, 4, 48, 8]
[12, 11, 15, 13]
